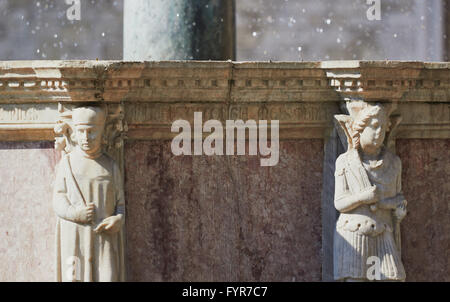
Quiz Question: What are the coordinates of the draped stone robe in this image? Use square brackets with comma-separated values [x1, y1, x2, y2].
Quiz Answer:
[53, 151, 125, 282]
[333, 148, 406, 281]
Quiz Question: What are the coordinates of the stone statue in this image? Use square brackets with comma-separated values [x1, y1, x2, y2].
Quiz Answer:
[52, 105, 125, 282]
[333, 101, 407, 281]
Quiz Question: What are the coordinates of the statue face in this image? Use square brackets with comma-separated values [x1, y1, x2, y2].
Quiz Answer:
[359, 111, 387, 155]
[75, 124, 104, 155]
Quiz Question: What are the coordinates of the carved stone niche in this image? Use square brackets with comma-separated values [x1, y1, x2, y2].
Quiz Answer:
[333, 100, 407, 282]
[52, 102, 127, 282]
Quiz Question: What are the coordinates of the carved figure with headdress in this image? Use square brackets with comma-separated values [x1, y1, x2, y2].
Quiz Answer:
[333, 101, 407, 281]
[52, 104, 125, 282]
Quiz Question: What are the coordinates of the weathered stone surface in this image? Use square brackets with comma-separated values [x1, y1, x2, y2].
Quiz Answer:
[321, 128, 342, 281]
[1, 61, 449, 141]
[0, 141, 59, 281]
[124, 139, 323, 281]
[397, 139, 450, 281]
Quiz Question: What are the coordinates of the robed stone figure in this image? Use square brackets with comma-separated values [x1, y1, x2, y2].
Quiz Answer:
[53, 106, 125, 282]
[333, 102, 407, 281]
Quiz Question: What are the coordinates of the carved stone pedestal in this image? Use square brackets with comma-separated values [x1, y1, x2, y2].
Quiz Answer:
[0, 61, 448, 281]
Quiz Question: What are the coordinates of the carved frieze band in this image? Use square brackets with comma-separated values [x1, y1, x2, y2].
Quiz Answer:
[0, 61, 449, 141]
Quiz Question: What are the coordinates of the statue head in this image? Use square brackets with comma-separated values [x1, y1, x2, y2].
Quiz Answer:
[72, 105, 107, 157]
[351, 104, 388, 155]
[335, 100, 397, 154]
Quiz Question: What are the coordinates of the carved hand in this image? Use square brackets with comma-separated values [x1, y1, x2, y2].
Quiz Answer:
[394, 199, 407, 221]
[76, 202, 95, 223]
[94, 215, 123, 234]
[359, 185, 379, 205]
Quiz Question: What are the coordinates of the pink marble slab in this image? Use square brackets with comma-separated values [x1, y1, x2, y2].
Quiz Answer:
[124, 140, 324, 281]
[0, 142, 59, 281]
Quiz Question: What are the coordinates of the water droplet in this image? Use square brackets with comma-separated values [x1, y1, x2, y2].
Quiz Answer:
[252, 31, 258, 37]
[36, 2, 40, 7]
[54, 34, 58, 38]
[302, 8, 306, 13]
[297, 46, 302, 52]
[176, 13, 180, 17]
[36, 49, 40, 54]
[74, 42, 78, 47]
[393, 33, 397, 38]
[101, 32, 105, 37]
[325, 19, 331, 25]
[336, 38, 341, 43]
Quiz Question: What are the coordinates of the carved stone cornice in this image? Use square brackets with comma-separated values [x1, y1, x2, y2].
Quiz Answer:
[0, 61, 449, 141]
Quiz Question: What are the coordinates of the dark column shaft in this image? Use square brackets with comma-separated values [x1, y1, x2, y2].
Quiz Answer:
[124, 0, 235, 60]
[444, 0, 450, 61]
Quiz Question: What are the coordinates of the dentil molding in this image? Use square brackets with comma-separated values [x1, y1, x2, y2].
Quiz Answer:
[0, 60, 449, 141]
